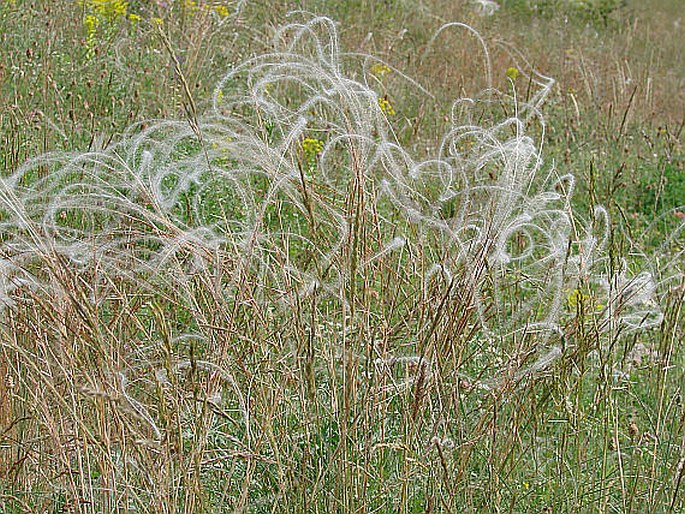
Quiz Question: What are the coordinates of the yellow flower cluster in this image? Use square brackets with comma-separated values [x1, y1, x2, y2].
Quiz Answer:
[302, 137, 324, 159]
[370, 63, 391, 76]
[567, 288, 604, 311]
[184, 0, 200, 15]
[78, 0, 130, 56]
[77, 0, 232, 32]
[182, 1, 231, 19]
[84, 14, 99, 32]
[83, 14, 99, 52]
[79, 0, 128, 22]
[378, 97, 395, 116]
[213, 4, 230, 17]
[506, 67, 519, 81]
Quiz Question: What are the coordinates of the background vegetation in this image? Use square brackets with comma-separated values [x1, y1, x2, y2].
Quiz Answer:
[0, 0, 683, 512]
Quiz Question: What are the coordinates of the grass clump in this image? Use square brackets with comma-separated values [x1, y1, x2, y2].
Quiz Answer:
[0, 6, 683, 514]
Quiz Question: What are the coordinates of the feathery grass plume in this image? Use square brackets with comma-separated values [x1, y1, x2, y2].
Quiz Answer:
[470, 0, 500, 16]
[0, 12, 679, 511]
[0, 10, 665, 419]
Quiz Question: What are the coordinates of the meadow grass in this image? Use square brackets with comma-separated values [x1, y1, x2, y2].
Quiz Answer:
[0, 1, 683, 513]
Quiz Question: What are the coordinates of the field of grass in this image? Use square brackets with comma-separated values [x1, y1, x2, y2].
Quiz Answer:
[0, 0, 683, 512]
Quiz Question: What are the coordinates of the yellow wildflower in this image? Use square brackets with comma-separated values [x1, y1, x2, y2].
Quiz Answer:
[378, 97, 395, 116]
[84, 14, 99, 51]
[79, 0, 128, 22]
[568, 288, 587, 309]
[213, 4, 230, 17]
[184, 0, 198, 14]
[302, 137, 324, 158]
[567, 288, 602, 312]
[84, 14, 99, 33]
[301, 137, 324, 172]
[506, 67, 519, 81]
[370, 63, 391, 76]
